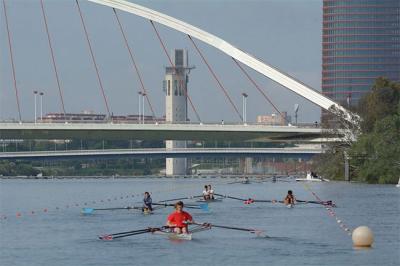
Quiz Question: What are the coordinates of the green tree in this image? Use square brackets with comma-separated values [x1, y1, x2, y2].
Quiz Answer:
[357, 77, 400, 133]
[315, 78, 400, 183]
[350, 101, 400, 183]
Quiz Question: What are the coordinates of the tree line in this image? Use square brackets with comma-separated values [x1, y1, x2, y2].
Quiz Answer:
[314, 78, 400, 184]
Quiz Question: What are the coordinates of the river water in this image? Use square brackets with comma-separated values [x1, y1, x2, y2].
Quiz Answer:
[0, 177, 399, 266]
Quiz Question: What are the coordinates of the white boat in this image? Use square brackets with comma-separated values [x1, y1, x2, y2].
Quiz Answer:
[152, 224, 211, 240]
[396, 177, 400, 188]
[153, 230, 193, 240]
[296, 172, 330, 182]
[196, 198, 223, 203]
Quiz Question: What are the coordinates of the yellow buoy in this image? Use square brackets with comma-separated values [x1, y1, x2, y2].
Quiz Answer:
[352, 226, 374, 247]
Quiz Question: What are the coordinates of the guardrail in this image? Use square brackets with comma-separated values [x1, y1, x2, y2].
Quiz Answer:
[0, 120, 322, 128]
[0, 147, 324, 159]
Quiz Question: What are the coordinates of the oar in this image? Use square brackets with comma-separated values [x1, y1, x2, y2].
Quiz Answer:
[191, 222, 265, 236]
[253, 199, 335, 207]
[297, 199, 336, 207]
[158, 195, 203, 202]
[99, 227, 166, 240]
[253, 199, 283, 203]
[226, 180, 244, 185]
[82, 206, 141, 214]
[152, 202, 209, 211]
[214, 193, 248, 201]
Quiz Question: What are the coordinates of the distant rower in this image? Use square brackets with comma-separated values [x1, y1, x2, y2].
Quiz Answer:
[203, 185, 210, 200]
[142, 192, 153, 213]
[166, 201, 193, 234]
[284, 190, 296, 206]
[208, 185, 215, 199]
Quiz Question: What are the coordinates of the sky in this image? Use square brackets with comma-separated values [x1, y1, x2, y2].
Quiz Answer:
[0, 0, 323, 123]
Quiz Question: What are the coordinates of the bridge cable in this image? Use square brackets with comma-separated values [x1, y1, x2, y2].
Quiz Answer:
[40, 0, 66, 117]
[149, 20, 202, 123]
[2, 0, 22, 121]
[187, 35, 243, 122]
[232, 58, 289, 124]
[75, 0, 111, 118]
[113, 9, 158, 122]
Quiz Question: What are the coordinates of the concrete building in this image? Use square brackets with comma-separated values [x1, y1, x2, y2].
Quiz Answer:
[322, 0, 400, 110]
[40, 112, 161, 123]
[256, 112, 291, 125]
[164, 49, 194, 176]
[41, 112, 106, 123]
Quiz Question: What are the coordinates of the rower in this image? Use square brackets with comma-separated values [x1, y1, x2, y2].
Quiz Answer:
[166, 201, 193, 234]
[208, 185, 215, 200]
[284, 190, 296, 206]
[202, 185, 210, 200]
[142, 192, 153, 213]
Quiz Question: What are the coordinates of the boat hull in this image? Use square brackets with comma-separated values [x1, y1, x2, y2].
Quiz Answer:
[295, 178, 322, 182]
[296, 173, 330, 182]
[153, 231, 192, 240]
[196, 198, 223, 203]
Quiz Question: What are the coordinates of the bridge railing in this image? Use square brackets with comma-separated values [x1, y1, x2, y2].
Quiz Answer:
[0, 120, 321, 128]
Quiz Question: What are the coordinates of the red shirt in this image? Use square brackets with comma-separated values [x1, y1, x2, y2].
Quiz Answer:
[167, 211, 193, 228]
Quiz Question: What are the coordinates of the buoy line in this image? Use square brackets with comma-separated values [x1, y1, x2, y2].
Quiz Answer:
[302, 183, 352, 236]
[301, 183, 374, 247]
[0, 177, 232, 222]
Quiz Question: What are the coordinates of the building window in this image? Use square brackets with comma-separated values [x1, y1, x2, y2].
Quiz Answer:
[163, 80, 167, 94]
[178, 80, 182, 96]
[174, 80, 178, 96]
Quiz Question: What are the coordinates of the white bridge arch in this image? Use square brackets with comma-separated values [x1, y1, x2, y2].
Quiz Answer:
[89, 0, 353, 122]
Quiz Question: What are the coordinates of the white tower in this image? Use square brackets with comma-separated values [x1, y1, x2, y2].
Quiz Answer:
[164, 49, 193, 176]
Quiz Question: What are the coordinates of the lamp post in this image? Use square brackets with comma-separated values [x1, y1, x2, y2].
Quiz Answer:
[346, 93, 351, 109]
[138, 91, 142, 123]
[241, 92, 248, 124]
[39, 92, 44, 121]
[294, 104, 299, 125]
[142, 92, 146, 124]
[33, 90, 38, 123]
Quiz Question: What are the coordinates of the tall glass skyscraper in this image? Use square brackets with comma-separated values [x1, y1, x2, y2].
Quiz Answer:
[322, 0, 400, 109]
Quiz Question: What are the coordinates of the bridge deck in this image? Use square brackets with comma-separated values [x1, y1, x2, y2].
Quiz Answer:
[0, 147, 323, 160]
[0, 122, 327, 141]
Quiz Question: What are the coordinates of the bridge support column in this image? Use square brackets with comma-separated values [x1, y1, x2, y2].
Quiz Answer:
[344, 151, 350, 181]
[166, 140, 187, 176]
[245, 157, 253, 175]
[239, 157, 253, 175]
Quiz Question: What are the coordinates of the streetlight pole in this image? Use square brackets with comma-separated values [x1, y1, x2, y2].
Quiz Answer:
[142, 92, 146, 124]
[39, 92, 44, 122]
[138, 91, 142, 123]
[241, 92, 248, 124]
[294, 104, 299, 125]
[346, 93, 351, 109]
[33, 90, 38, 123]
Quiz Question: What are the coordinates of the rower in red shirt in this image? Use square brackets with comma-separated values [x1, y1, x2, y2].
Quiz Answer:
[166, 201, 193, 234]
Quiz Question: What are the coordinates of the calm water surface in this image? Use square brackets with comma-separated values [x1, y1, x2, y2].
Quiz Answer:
[0, 177, 399, 266]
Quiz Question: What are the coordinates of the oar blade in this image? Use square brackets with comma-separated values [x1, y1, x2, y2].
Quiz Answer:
[82, 208, 94, 214]
[99, 234, 113, 241]
[199, 203, 209, 212]
[251, 229, 267, 237]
